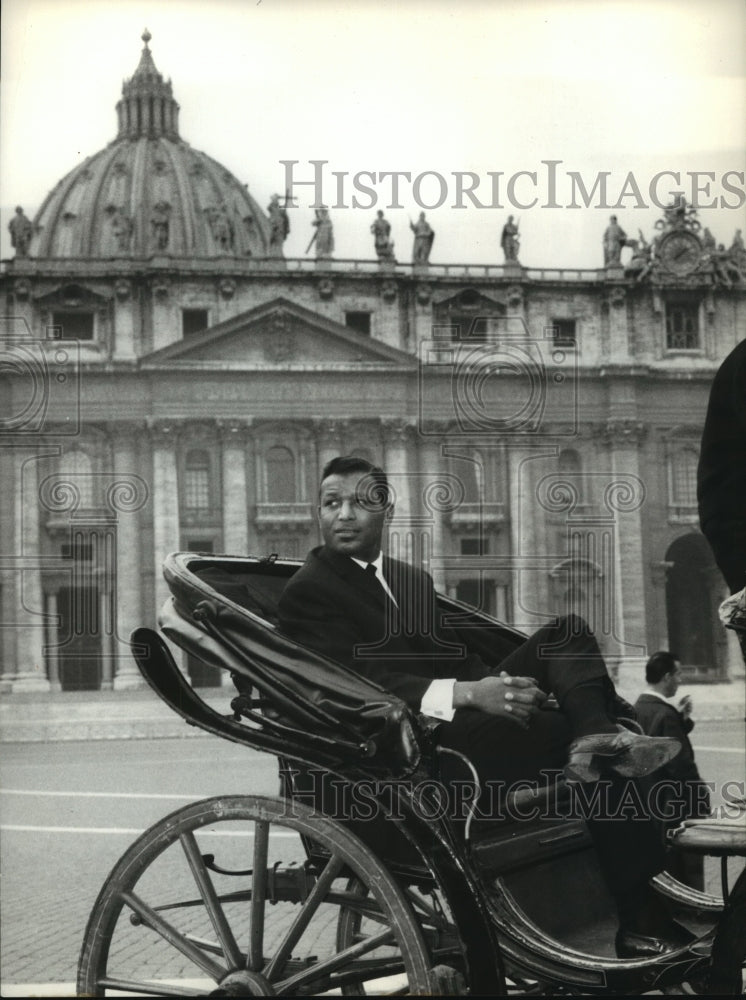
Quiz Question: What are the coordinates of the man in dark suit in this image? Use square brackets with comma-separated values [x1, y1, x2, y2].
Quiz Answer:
[635, 651, 711, 890]
[279, 456, 691, 956]
[698, 337, 746, 596]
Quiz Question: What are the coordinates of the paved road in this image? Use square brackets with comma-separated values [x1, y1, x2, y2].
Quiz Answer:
[1, 723, 744, 994]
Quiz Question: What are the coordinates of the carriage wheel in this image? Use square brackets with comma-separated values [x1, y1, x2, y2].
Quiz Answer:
[77, 795, 438, 997]
[336, 876, 466, 996]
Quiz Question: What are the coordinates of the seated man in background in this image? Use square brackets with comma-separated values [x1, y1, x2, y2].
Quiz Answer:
[279, 455, 692, 957]
[635, 651, 711, 891]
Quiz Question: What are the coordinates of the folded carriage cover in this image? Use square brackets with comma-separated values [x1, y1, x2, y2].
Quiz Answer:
[160, 553, 421, 775]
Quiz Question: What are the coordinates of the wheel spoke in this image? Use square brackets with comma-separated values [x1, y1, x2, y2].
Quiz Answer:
[263, 852, 346, 980]
[120, 889, 227, 981]
[404, 888, 452, 930]
[180, 831, 243, 968]
[248, 818, 269, 971]
[97, 976, 207, 996]
[276, 926, 394, 994]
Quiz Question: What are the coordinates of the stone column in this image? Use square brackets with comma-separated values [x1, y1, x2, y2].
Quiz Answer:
[148, 420, 181, 618]
[44, 588, 62, 692]
[11, 448, 50, 692]
[605, 285, 630, 362]
[419, 431, 449, 591]
[382, 419, 414, 564]
[595, 419, 649, 692]
[506, 444, 550, 629]
[218, 419, 250, 555]
[99, 577, 114, 690]
[112, 281, 137, 359]
[109, 423, 148, 689]
[649, 560, 674, 654]
[313, 418, 349, 479]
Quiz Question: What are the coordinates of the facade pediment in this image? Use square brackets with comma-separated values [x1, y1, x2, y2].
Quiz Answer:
[140, 297, 416, 368]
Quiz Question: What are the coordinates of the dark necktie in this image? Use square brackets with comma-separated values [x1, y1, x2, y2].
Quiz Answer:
[365, 562, 397, 606]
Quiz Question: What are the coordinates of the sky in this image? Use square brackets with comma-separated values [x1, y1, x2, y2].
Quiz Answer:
[1, 0, 745, 267]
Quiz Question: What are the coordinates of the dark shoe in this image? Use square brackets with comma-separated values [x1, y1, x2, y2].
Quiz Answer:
[615, 929, 682, 958]
[616, 916, 698, 958]
[565, 726, 681, 783]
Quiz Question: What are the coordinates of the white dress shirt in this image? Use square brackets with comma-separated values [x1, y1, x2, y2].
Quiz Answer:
[350, 553, 456, 721]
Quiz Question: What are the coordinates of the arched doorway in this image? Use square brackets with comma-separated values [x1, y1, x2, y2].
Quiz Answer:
[665, 533, 724, 680]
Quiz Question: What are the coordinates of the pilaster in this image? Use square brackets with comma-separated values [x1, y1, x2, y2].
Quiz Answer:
[110, 421, 148, 689]
[593, 418, 649, 690]
[148, 419, 181, 616]
[11, 447, 50, 692]
[382, 418, 415, 563]
[218, 418, 251, 556]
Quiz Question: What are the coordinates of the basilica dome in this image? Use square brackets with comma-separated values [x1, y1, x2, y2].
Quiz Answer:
[31, 31, 270, 260]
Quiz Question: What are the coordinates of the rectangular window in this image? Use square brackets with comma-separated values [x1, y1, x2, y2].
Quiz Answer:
[345, 311, 371, 336]
[182, 309, 209, 338]
[551, 319, 576, 347]
[186, 539, 214, 553]
[665, 302, 700, 350]
[460, 538, 489, 555]
[184, 469, 210, 510]
[52, 311, 94, 340]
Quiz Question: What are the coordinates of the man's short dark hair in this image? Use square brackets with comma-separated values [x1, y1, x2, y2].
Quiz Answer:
[320, 455, 390, 506]
[645, 650, 680, 684]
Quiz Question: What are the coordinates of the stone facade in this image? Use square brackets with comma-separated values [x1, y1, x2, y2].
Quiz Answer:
[2, 36, 745, 694]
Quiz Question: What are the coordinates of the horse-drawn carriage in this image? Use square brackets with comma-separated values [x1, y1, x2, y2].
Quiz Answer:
[77, 553, 746, 996]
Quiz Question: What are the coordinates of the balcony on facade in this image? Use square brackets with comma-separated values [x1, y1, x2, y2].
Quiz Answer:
[448, 501, 506, 531]
[254, 502, 314, 533]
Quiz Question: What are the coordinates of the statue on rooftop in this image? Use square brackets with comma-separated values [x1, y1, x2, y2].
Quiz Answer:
[8, 206, 34, 257]
[307, 207, 334, 259]
[267, 193, 290, 255]
[410, 211, 434, 264]
[371, 210, 395, 262]
[500, 215, 520, 262]
[626, 229, 654, 282]
[603, 215, 627, 266]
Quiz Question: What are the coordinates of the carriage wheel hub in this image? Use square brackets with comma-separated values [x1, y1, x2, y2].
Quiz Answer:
[212, 969, 276, 996]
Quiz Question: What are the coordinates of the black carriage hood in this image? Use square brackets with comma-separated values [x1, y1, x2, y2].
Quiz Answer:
[160, 553, 422, 776]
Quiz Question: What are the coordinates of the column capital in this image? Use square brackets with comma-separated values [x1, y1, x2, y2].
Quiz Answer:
[419, 421, 455, 446]
[382, 417, 416, 444]
[147, 418, 181, 447]
[313, 417, 351, 441]
[216, 417, 252, 445]
[106, 420, 147, 444]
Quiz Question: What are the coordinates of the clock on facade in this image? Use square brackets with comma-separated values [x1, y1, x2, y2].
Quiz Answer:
[658, 231, 702, 275]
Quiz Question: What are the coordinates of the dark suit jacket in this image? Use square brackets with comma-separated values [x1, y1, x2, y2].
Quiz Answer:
[277, 546, 489, 712]
[698, 337, 746, 593]
[634, 692, 710, 820]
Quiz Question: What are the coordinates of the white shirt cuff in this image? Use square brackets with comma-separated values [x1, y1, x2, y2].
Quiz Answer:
[421, 678, 457, 722]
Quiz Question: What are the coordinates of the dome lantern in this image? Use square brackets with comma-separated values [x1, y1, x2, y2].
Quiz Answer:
[115, 29, 180, 139]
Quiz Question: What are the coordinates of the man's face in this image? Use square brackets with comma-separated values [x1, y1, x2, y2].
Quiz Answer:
[664, 662, 682, 697]
[318, 472, 391, 562]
